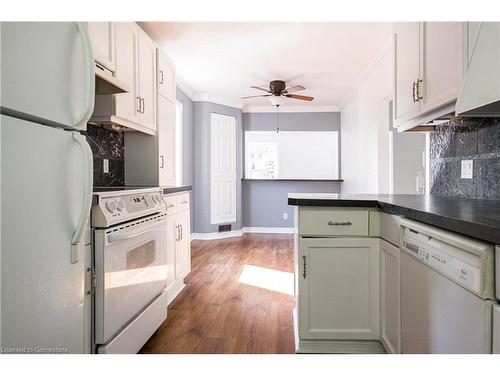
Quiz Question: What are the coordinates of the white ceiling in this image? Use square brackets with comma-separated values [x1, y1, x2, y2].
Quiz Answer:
[141, 22, 394, 109]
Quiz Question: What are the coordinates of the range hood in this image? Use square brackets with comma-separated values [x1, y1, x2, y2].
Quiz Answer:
[94, 63, 130, 95]
[456, 22, 500, 116]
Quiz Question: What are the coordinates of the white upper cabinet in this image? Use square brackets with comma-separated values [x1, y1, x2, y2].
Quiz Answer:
[157, 48, 176, 102]
[394, 22, 421, 123]
[91, 22, 156, 135]
[114, 22, 139, 125]
[87, 22, 116, 72]
[394, 22, 464, 129]
[137, 28, 156, 130]
[157, 95, 176, 187]
[420, 22, 463, 114]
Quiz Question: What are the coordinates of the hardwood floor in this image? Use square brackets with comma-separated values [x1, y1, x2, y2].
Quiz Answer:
[140, 233, 296, 354]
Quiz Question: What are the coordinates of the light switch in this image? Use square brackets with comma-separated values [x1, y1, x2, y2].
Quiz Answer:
[461, 159, 473, 179]
[103, 159, 109, 174]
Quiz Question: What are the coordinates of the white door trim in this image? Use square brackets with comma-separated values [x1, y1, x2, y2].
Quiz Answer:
[210, 112, 237, 225]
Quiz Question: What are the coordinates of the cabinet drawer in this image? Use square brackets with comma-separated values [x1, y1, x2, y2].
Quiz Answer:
[299, 208, 369, 236]
[177, 193, 190, 212]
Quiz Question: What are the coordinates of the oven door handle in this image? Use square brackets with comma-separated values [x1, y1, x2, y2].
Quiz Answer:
[108, 217, 167, 243]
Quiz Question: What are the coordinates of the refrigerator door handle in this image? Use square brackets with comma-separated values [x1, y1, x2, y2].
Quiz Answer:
[71, 133, 93, 263]
[73, 22, 96, 130]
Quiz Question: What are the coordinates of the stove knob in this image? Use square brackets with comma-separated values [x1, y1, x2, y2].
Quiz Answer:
[116, 200, 125, 211]
[105, 200, 117, 213]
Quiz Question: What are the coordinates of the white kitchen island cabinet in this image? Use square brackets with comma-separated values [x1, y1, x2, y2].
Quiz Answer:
[299, 237, 380, 340]
[295, 206, 384, 354]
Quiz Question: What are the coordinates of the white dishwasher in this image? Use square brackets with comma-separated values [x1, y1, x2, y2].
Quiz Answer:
[400, 219, 496, 354]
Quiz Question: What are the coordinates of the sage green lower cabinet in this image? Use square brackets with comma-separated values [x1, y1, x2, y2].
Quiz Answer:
[380, 239, 401, 354]
[298, 237, 380, 341]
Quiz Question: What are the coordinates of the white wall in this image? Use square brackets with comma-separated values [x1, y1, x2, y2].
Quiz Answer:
[341, 40, 394, 194]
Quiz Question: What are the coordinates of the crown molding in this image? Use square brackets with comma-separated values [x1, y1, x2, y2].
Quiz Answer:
[339, 35, 394, 111]
[242, 105, 340, 113]
[193, 93, 245, 109]
[175, 74, 197, 101]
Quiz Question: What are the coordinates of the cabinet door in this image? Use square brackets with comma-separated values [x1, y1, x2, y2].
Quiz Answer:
[394, 22, 421, 124]
[157, 96, 176, 186]
[166, 215, 177, 290]
[380, 239, 401, 354]
[175, 209, 191, 280]
[157, 49, 176, 101]
[114, 22, 139, 124]
[466, 22, 482, 67]
[87, 22, 115, 71]
[420, 22, 463, 114]
[138, 28, 156, 130]
[298, 237, 380, 340]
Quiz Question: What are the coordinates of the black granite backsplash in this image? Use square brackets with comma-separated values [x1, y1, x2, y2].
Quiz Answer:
[430, 118, 500, 200]
[84, 124, 125, 187]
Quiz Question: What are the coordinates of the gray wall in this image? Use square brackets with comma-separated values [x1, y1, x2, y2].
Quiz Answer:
[242, 180, 341, 227]
[430, 118, 500, 200]
[242, 111, 342, 228]
[389, 102, 426, 194]
[193, 101, 243, 233]
[176, 88, 195, 230]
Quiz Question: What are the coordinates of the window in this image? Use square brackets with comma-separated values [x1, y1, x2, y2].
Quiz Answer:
[246, 142, 278, 179]
[175, 100, 183, 186]
[244, 131, 339, 180]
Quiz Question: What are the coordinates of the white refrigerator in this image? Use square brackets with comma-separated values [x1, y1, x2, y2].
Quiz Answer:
[1, 22, 95, 353]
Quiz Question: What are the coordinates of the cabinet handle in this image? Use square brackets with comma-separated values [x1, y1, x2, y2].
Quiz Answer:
[160, 155, 165, 169]
[140, 97, 145, 114]
[136, 96, 142, 112]
[412, 81, 418, 103]
[328, 221, 352, 226]
[180, 224, 183, 240]
[416, 78, 423, 101]
[159, 70, 164, 84]
[302, 255, 307, 279]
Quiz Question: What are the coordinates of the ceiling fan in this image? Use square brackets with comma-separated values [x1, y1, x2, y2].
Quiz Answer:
[241, 80, 314, 103]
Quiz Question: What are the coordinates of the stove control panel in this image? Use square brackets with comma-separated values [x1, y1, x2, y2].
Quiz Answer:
[92, 188, 166, 228]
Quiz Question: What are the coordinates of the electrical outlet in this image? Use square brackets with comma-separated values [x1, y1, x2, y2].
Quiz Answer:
[103, 159, 109, 174]
[461, 159, 473, 179]
[283, 212, 288, 221]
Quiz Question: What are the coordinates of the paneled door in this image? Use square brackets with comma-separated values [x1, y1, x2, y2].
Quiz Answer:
[210, 113, 237, 225]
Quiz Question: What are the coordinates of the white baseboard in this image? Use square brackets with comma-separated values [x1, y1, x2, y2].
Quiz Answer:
[191, 227, 294, 240]
[191, 230, 242, 240]
[242, 227, 295, 234]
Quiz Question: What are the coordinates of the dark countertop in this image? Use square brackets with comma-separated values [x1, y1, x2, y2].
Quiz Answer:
[288, 193, 500, 244]
[162, 185, 192, 195]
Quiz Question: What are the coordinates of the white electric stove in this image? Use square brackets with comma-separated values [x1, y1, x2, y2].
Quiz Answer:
[91, 186, 169, 354]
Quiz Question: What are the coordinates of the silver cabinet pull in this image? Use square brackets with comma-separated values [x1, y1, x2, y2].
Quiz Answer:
[180, 224, 183, 240]
[137, 96, 142, 112]
[328, 221, 352, 226]
[142, 97, 145, 114]
[159, 70, 164, 84]
[412, 80, 418, 102]
[160, 155, 165, 169]
[86, 267, 96, 295]
[302, 255, 307, 279]
[416, 78, 423, 101]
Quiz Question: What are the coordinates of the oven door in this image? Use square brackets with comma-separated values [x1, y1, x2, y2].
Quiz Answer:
[94, 212, 168, 344]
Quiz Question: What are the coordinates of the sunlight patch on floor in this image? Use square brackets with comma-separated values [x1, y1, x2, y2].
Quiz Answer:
[238, 264, 294, 296]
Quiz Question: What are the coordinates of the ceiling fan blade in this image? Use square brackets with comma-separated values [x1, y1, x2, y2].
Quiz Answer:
[241, 94, 272, 99]
[250, 85, 271, 93]
[285, 94, 314, 101]
[284, 85, 305, 94]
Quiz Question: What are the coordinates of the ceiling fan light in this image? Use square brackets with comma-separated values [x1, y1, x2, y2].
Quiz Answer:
[269, 95, 286, 106]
